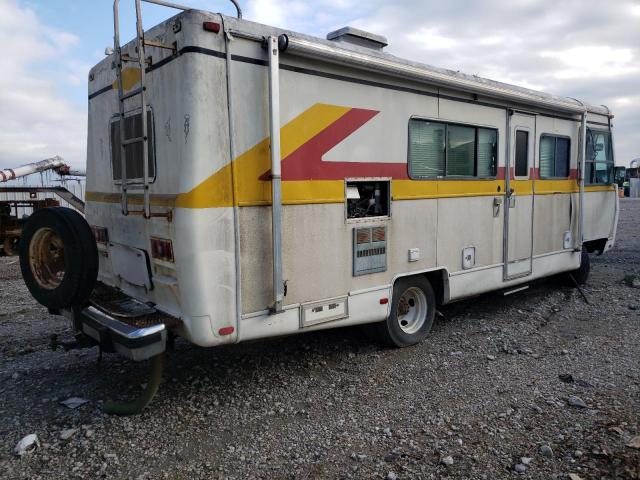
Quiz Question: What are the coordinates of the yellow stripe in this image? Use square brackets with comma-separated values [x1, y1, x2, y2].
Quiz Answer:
[175, 103, 351, 209]
[85, 182, 614, 207]
[535, 179, 578, 195]
[584, 185, 616, 193]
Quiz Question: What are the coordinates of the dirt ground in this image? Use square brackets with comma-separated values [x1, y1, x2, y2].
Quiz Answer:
[0, 200, 638, 480]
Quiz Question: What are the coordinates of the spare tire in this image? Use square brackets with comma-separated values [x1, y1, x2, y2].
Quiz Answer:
[19, 207, 98, 310]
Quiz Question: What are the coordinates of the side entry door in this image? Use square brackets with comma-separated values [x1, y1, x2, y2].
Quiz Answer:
[504, 111, 536, 280]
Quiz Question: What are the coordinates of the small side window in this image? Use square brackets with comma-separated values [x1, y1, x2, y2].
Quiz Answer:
[514, 130, 529, 177]
[539, 135, 570, 179]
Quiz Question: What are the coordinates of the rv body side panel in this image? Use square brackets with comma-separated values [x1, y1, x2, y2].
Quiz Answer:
[583, 190, 617, 251]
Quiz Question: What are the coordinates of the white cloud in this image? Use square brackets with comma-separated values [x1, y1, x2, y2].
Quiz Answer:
[0, 0, 87, 169]
[406, 27, 459, 50]
[540, 46, 637, 79]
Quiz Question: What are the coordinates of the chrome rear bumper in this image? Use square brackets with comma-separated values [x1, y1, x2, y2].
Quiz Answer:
[62, 306, 167, 361]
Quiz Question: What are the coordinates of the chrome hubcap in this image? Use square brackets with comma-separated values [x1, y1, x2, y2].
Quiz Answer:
[396, 287, 427, 334]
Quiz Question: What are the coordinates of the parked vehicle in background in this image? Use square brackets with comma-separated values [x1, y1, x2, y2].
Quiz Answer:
[0, 157, 85, 255]
[16, 0, 619, 413]
[626, 159, 639, 197]
[616, 160, 639, 197]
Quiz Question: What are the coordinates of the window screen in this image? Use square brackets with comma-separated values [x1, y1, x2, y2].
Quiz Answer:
[514, 130, 529, 177]
[539, 135, 570, 178]
[110, 110, 155, 181]
[408, 119, 497, 178]
[408, 120, 445, 177]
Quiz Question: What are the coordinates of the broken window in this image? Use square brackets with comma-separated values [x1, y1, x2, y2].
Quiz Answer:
[346, 180, 390, 219]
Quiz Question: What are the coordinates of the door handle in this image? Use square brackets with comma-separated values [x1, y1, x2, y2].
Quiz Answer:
[493, 197, 502, 217]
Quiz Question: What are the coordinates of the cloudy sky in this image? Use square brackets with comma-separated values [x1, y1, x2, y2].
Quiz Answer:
[0, 0, 638, 168]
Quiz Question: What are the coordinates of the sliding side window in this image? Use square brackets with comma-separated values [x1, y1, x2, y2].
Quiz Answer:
[539, 135, 570, 178]
[447, 125, 475, 176]
[585, 129, 613, 184]
[408, 119, 497, 178]
[477, 128, 498, 177]
[408, 120, 445, 177]
[110, 109, 156, 182]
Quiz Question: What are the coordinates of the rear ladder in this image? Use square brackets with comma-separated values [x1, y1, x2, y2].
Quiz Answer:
[112, 0, 242, 218]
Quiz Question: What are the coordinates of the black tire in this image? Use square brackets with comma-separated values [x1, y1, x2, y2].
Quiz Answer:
[571, 247, 590, 285]
[19, 207, 98, 310]
[376, 276, 436, 348]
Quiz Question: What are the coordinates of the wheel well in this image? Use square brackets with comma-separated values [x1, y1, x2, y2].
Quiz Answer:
[392, 269, 449, 306]
[583, 238, 607, 255]
[423, 270, 448, 306]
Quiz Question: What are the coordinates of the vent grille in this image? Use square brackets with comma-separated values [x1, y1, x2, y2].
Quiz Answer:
[110, 109, 156, 181]
[356, 229, 371, 244]
[353, 226, 387, 276]
[372, 226, 386, 242]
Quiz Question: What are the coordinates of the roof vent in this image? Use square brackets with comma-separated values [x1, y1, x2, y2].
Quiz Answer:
[326, 26, 388, 51]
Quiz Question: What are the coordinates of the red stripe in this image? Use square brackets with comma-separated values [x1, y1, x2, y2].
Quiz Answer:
[260, 108, 409, 181]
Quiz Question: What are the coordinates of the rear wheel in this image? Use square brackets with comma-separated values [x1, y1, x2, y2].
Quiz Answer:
[19, 207, 98, 310]
[376, 276, 436, 347]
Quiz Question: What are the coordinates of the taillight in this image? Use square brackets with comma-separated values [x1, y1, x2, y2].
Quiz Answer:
[218, 326, 235, 336]
[150, 237, 174, 263]
[91, 226, 109, 244]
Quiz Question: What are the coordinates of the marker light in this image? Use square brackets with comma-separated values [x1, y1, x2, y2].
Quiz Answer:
[218, 326, 235, 336]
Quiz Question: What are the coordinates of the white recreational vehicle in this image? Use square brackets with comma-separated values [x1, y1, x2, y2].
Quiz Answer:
[19, 1, 618, 412]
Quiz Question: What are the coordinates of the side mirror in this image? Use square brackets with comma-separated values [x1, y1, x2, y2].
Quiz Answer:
[614, 166, 626, 184]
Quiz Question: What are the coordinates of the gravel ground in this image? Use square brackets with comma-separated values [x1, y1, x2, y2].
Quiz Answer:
[0, 199, 638, 480]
